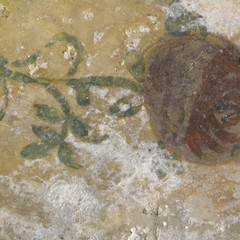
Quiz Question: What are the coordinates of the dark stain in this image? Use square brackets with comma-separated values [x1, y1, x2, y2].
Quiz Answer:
[144, 34, 240, 163]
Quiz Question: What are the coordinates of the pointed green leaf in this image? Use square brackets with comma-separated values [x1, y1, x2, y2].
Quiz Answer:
[0, 65, 12, 78]
[90, 134, 109, 144]
[125, 51, 145, 83]
[156, 169, 167, 180]
[45, 85, 70, 115]
[67, 81, 90, 106]
[0, 78, 9, 121]
[83, 133, 109, 144]
[69, 115, 90, 138]
[11, 52, 40, 67]
[0, 109, 5, 120]
[58, 142, 82, 169]
[21, 142, 52, 159]
[34, 104, 63, 124]
[165, 4, 208, 37]
[231, 144, 240, 159]
[0, 57, 8, 66]
[32, 125, 63, 145]
[110, 95, 143, 118]
[158, 140, 166, 149]
[76, 87, 90, 106]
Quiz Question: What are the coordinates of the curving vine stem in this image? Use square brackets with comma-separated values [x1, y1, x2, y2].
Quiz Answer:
[0, 32, 144, 168]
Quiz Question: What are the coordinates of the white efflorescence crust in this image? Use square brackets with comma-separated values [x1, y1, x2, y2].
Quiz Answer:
[180, 0, 240, 40]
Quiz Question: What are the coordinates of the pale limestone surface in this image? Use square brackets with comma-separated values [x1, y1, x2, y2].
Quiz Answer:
[0, 1, 240, 239]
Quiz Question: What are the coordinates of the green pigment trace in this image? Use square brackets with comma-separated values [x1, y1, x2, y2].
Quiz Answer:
[0, 32, 144, 168]
[0, 4, 239, 168]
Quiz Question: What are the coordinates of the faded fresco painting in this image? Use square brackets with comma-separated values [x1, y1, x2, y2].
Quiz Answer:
[0, 1, 240, 239]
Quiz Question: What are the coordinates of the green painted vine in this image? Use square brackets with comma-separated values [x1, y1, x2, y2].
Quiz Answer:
[0, 32, 144, 169]
[2, 4, 234, 168]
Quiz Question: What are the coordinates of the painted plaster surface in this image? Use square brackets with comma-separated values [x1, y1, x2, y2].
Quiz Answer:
[0, 1, 240, 239]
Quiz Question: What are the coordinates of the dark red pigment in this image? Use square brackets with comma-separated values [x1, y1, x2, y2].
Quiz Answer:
[144, 34, 240, 163]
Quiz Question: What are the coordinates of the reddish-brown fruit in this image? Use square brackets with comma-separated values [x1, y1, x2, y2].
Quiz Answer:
[144, 34, 240, 163]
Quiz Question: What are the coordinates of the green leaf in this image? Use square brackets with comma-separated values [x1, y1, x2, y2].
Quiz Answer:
[125, 51, 145, 83]
[67, 81, 90, 106]
[58, 142, 82, 169]
[75, 88, 90, 106]
[109, 95, 143, 118]
[156, 169, 167, 180]
[21, 142, 52, 159]
[0, 109, 5, 120]
[32, 125, 63, 145]
[158, 140, 166, 149]
[231, 144, 240, 159]
[89, 134, 109, 144]
[0, 66, 12, 78]
[0, 57, 8, 66]
[69, 115, 90, 138]
[45, 85, 70, 115]
[83, 133, 109, 144]
[0, 78, 9, 121]
[11, 52, 40, 67]
[165, 3, 208, 37]
[34, 104, 63, 124]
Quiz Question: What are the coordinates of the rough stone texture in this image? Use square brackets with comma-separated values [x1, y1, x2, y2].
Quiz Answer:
[0, 1, 240, 240]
